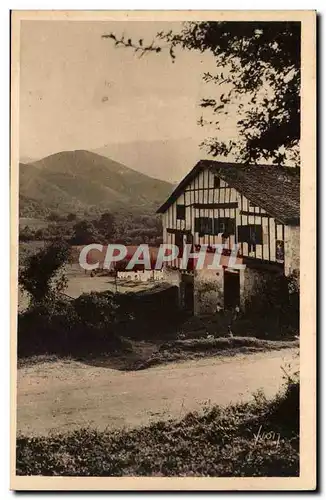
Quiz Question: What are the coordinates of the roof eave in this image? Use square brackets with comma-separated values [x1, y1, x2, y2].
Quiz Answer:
[156, 160, 204, 214]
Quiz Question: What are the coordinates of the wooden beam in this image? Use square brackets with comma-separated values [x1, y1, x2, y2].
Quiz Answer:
[166, 228, 191, 235]
[243, 256, 284, 272]
[193, 202, 238, 209]
[240, 210, 273, 218]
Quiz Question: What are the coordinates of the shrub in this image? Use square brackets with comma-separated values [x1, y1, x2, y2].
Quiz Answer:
[69, 220, 100, 245]
[74, 291, 121, 329]
[18, 297, 79, 357]
[19, 240, 70, 303]
[242, 270, 300, 337]
[17, 292, 131, 358]
[19, 226, 36, 242]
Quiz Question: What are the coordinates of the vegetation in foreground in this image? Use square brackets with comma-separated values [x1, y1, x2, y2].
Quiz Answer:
[16, 379, 299, 477]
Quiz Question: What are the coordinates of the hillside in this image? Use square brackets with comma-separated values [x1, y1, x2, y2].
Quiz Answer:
[19, 150, 173, 217]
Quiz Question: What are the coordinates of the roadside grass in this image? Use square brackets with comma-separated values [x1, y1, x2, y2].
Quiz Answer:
[17, 354, 72, 369]
[16, 380, 299, 477]
[17, 336, 298, 371]
[161, 336, 298, 351]
[134, 337, 299, 370]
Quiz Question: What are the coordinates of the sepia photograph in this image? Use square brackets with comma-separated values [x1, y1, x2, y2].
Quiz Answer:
[10, 10, 316, 490]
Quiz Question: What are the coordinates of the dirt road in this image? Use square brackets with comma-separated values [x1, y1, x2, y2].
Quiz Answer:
[17, 348, 298, 436]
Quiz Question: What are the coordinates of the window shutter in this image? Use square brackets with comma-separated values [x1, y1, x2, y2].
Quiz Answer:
[174, 232, 184, 257]
[176, 205, 186, 220]
[254, 225, 263, 244]
[237, 225, 248, 242]
[204, 218, 213, 235]
[213, 218, 220, 235]
[226, 218, 235, 235]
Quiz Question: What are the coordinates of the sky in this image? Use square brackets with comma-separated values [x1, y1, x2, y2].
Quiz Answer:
[19, 20, 237, 166]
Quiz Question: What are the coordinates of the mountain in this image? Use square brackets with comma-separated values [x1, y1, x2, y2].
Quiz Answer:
[20, 156, 36, 164]
[93, 138, 203, 183]
[19, 150, 173, 218]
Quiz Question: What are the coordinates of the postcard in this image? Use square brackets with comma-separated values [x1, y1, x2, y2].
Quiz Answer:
[11, 10, 316, 491]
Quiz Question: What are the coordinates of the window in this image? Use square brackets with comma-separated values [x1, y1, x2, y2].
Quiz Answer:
[237, 225, 263, 252]
[195, 217, 235, 236]
[195, 217, 213, 235]
[176, 204, 186, 220]
[174, 232, 185, 257]
[214, 176, 221, 188]
[213, 218, 235, 235]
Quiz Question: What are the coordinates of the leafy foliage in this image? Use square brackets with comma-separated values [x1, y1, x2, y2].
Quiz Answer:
[18, 240, 70, 303]
[244, 270, 300, 335]
[104, 21, 300, 164]
[69, 220, 100, 245]
[19, 212, 163, 246]
[96, 211, 115, 240]
[17, 291, 131, 358]
[74, 291, 132, 330]
[19, 226, 36, 242]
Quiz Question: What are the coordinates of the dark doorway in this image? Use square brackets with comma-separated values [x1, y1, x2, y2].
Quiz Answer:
[183, 280, 194, 313]
[224, 269, 240, 310]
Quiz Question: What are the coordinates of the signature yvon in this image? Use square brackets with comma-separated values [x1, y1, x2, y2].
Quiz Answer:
[253, 425, 281, 448]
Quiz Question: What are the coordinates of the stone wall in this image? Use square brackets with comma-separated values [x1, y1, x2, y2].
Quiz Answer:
[194, 268, 224, 315]
[242, 266, 283, 310]
[284, 225, 300, 276]
[164, 263, 289, 316]
[163, 267, 182, 307]
[243, 268, 266, 308]
[194, 267, 274, 315]
[163, 267, 182, 287]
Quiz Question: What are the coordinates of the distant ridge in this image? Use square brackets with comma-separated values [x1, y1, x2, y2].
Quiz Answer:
[19, 150, 173, 218]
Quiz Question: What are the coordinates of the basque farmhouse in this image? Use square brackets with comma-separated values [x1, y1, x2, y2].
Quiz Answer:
[157, 160, 300, 315]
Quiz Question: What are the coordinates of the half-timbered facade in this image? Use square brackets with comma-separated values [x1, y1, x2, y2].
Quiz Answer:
[157, 160, 300, 315]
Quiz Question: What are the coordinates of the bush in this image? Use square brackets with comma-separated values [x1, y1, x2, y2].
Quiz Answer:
[17, 292, 131, 358]
[241, 271, 300, 337]
[267, 377, 300, 434]
[18, 297, 78, 357]
[69, 220, 100, 245]
[17, 283, 182, 358]
[19, 226, 36, 242]
[74, 291, 121, 329]
[19, 240, 70, 303]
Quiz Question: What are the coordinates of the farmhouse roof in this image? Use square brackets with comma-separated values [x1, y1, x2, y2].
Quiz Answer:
[157, 160, 300, 226]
